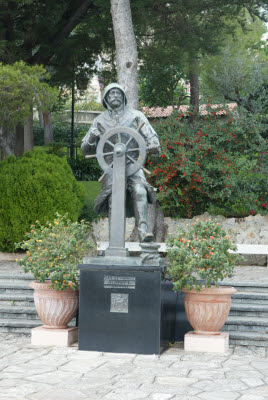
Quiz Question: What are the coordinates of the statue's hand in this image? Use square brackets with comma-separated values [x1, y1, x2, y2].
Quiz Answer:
[91, 128, 101, 139]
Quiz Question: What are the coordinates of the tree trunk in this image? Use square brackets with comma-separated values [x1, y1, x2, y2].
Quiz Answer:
[0, 126, 16, 160]
[43, 112, 54, 144]
[189, 59, 199, 122]
[110, 0, 139, 109]
[14, 125, 24, 157]
[24, 107, 34, 152]
[39, 112, 44, 128]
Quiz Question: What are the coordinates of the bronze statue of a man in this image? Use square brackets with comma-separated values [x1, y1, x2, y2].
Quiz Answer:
[81, 83, 160, 243]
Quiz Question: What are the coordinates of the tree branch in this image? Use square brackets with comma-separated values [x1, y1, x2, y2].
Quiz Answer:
[31, 0, 95, 65]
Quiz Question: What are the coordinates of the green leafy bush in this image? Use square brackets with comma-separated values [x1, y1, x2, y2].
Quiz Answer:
[67, 156, 102, 181]
[146, 108, 267, 218]
[33, 121, 90, 146]
[17, 214, 96, 291]
[166, 219, 240, 292]
[0, 149, 85, 252]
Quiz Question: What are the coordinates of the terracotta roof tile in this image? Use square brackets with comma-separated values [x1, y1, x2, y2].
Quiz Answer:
[142, 103, 237, 118]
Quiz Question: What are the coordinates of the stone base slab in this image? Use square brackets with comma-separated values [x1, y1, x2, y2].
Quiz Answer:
[184, 331, 229, 354]
[31, 326, 78, 346]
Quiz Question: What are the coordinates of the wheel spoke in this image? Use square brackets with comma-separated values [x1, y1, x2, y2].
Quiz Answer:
[127, 148, 139, 153]
[117, 133, 121, 143]
[103, 151, 114, 156]
[125, 136, 134, 147]
[127, 154, 136, 164]
[106, 140, 115, 148]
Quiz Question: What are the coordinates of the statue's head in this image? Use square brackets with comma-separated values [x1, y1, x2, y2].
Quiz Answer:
[102, 83, 127, 110]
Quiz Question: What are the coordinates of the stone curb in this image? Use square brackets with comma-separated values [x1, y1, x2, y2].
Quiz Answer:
[0, 252, 25, 262]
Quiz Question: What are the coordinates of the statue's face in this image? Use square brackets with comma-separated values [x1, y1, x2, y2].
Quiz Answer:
[107, 88, 123, 109]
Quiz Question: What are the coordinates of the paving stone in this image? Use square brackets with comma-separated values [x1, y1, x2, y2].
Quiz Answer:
[102, 352, 137, 360]
[251, 360, 268, 371]
[133, 359, 174, 368]
[58, 359, 107, 373]
[0, 397, 27, 400]
[0, 333, 268, 400]
[225, 369, 263, 379]
[79, 384, 115, 398]
[0, 364, 57, 379]
[112, 372, 155, 384]
[241, 377, 265, 388]
[83, 362, 135, 378]
[172, 396, 201, 400]
[140, 383, 201, 396]
[67, 351, 103, 360]
[171, 360, 223, 370]
[189, 369, 225, 379]
[25, 370, 83, 386]
[197, 391, 240, 400]
[140, 367, 189, 377]
[150, 394, 174, 400]
[242, 386, 268, 397]
[102, 389, 149, 399]
[192, 378, 248, 391]
[239, 394, 267, 400]
[222, 359, 259, 369]
[0, 382, 52, 397]
[0, 378, 32, 388]
[27, 388, 88, 400]
[155, 376, 198, 386]
[233, 346, 267, 358]
[24, 356, 69, 367]
[181, 353, 229, 362]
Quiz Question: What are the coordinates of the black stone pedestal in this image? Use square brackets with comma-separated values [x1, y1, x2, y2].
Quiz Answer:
[77, 261, 175, 355]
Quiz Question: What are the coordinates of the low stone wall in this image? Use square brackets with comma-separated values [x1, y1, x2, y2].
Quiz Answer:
[92, 213, 268, 265]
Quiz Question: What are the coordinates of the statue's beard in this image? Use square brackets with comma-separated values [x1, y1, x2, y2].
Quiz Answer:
[110, 99, 122, 109]
[109, 100, 123, 110]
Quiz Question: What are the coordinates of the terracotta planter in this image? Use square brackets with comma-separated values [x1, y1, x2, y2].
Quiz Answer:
[182, 286, 237, 335]
[30, 281, 79, 329]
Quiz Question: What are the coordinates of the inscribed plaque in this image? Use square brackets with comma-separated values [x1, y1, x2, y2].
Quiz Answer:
[110, 293, 129, 313]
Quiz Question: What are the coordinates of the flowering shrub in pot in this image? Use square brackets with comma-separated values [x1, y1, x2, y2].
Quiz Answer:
[166, 219, 240, 334]
[17, 214, 96, 328]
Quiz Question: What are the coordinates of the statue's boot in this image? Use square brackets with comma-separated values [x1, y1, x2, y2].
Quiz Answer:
[140, 231, 155, 243]
[132, 184, 155, 243]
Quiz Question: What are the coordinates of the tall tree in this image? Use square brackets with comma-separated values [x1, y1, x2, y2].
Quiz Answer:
[0, 62, 57, 159]
[201, 16, 268, 114]
[110, 0, 138, 108]
[0, 0, 110, 154]
[134, 0, 268, 112]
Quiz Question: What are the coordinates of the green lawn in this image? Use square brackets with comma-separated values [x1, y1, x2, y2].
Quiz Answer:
[81, 181, 101, 202]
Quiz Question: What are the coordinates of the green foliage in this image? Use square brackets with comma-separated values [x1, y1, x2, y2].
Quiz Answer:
[166, 219, 240, 292]
[146, 108, 267, 218]
[17, 214, 96, 291]
[65, 97, 105, 112]
[79, 181, 101, 223]
[201, 15, 268, 113]
[139, 61, 188, 108]
[44, 142, 67, 158]
[0, 149, 85, 252]
[33, 121, 90, 146]
[0, 62, 58, 130]
[67, 156, 102, 181]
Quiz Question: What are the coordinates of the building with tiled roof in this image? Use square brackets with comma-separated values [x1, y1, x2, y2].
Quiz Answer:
[142, 103, 237, 120]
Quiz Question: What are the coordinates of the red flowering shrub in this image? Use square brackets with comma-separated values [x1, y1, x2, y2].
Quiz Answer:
[146, 108, 267, 218]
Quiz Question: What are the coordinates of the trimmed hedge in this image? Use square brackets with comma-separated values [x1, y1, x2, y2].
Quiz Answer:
[33, 121, 90, 146]
[67, 156, 102, 181]
[0, 149, 85, 252]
